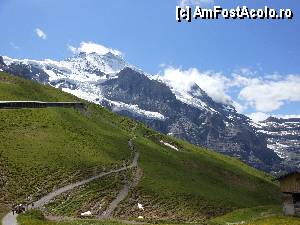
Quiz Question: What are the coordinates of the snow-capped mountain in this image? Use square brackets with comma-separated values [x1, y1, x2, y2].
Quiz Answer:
[255, 117, 300, 170]
[1, 52, 127, 100]
[0, 53, 164, 120]
[0, 52, 291, 172]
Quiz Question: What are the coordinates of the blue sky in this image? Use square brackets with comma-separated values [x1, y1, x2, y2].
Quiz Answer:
[0, 0, 299, 120]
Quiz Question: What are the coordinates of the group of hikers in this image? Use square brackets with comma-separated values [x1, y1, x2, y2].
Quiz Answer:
[11, 204, 26, 215]
[11, 196, 34, 215]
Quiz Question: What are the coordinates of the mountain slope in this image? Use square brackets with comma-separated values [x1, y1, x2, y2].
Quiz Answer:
[255, 117, 300, 170]
[0, 72, 281, 224]
[0, 54, 286, 172]
[100, 68, 282, 172]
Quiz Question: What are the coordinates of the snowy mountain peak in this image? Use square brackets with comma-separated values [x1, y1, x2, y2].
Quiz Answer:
[188, 83, 206, 98]
[66, 51, 129, 75]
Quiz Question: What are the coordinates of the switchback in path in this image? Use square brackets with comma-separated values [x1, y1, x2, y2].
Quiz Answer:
[100, 138, 142, 219]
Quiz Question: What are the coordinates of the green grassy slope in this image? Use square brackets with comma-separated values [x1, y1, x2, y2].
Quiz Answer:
[115, 132, 281, 223]
[208, 205, 300, 225]
[18, 209, 300, 225]
[0, 72, 283, 224]
[208, 205, 282, 224]
[246, 216, 300, 225]
[18, 210, 189, 225]
[0, 72, 134, 219]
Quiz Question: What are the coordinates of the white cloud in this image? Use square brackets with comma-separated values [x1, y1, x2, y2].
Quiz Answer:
[278, 114, 300, 119]
[178, 0, 214, 7]
[68, 41, 122, 56]
[35, 28, 47, 40]
[248, 112, 270, 122]
[68, 45, 77, 53]
[248, 112, 300, 122]
[160, 67, 232, 104]
[160, 66, 300, 117]
[237, 75, 300, 112]
[232, 101, 247, 114]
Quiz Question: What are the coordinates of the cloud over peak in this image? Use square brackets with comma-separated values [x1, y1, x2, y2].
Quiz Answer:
[68, 42, 122, 56]
[160, 67, 232, 105]
[160, 66, 300, 117]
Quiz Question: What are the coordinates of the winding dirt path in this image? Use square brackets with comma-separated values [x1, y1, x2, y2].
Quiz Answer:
[2, 137, 139, 225]
[100, 184, 130, 219]
[100, 138, 141, 219]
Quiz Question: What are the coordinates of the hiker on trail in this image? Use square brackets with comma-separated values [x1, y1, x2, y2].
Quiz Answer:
[11, 205, 15, 215]
[15, 205, 20, 214]
[21, 204, 25, 212]
[14, 204, 26, 214]
[27, 195, 33, 209]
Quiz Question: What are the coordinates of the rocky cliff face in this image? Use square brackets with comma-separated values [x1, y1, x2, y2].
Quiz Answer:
[0, 53, 289, 172]
[255, 117, 300, 171]
[0, 56, 6, 67]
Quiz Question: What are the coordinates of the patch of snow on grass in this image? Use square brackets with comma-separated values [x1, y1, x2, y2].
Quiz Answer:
[138, 203, 144, 210]
[80, 211, 92, 216]
[226, 221, 245, 225]
[160, 140, 179, 151]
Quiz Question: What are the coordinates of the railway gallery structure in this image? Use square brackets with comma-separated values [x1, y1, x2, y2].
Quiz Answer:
[0, 101, 85, 109]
